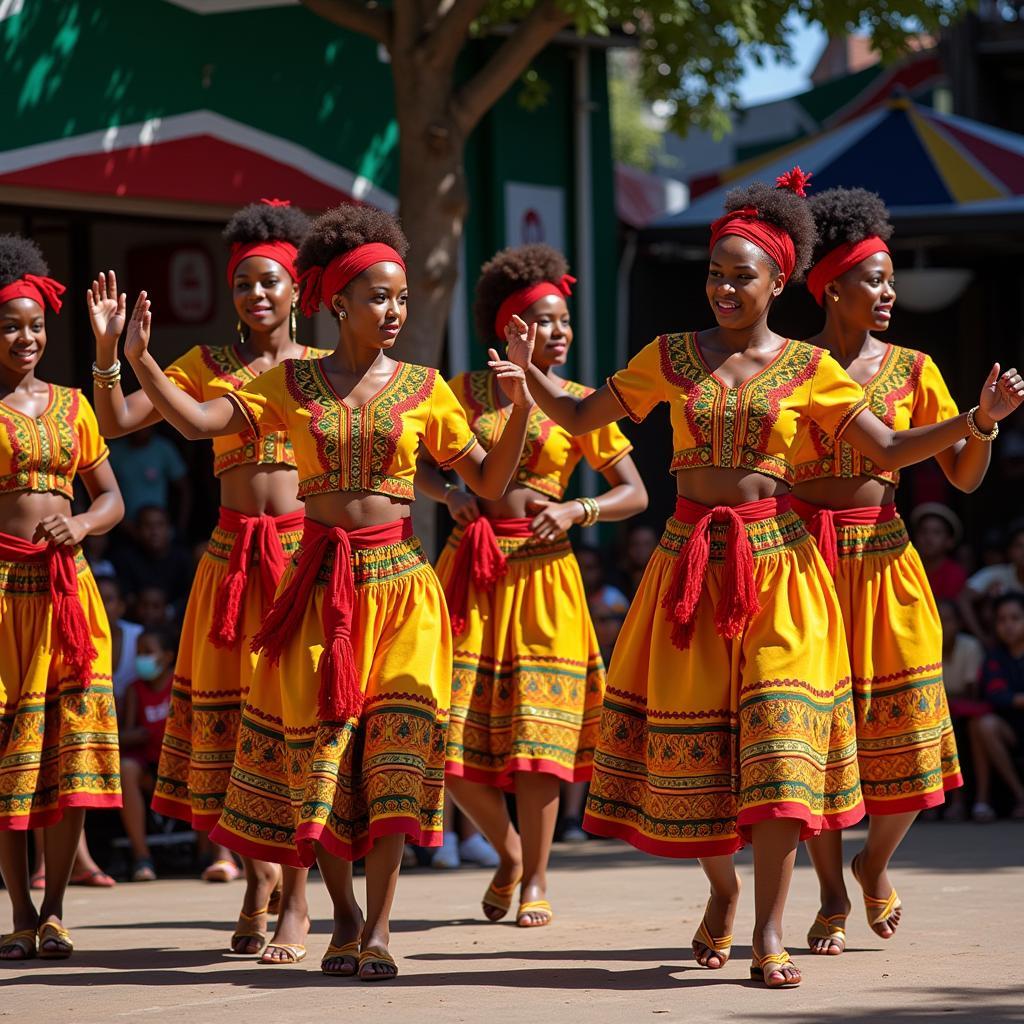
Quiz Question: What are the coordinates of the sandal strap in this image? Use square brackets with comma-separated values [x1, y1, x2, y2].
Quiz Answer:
[359, 946, 396, 967]
[518, 900, 552, 913]
[38, 922, 71, 943]
[261, 943, 306, 962]
[1, 929, 37, 951]
[324, 941, 361, 958]
[755, 951, 793, 968]
[695, 918, 732, 953]
[864, 889, 900, 926]
[237, 906, 269, 922]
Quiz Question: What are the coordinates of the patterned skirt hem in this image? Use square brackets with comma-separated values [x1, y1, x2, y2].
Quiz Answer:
[150, 793, 222, 831]
[0, 792, 123, 830]
[295, 815, 443, 866]
[822, 802, 867, 831]
[446, 757, 593, 791]
[581, 812, 744, 859]
[863, 772, 963, 816]
[208, 821, 304, 869]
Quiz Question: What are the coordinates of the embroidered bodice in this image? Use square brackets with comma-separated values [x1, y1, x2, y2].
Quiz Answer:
[795, 344, 958, 486]
[608, 332, 868, 486]
[0, 385, 109, 497]
[449, 370, 633, 500]
[165, 344, 330, 476]
[228, 357, 478, 501]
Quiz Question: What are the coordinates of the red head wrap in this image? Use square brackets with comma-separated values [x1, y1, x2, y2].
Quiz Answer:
[806, 236, 891, 306]
[0, 274, 65, 315]
[297, 243, 406, 317]
[494, 274, 576, 338]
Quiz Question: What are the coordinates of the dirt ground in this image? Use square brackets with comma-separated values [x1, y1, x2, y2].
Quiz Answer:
[2, 821, 1022, 1024]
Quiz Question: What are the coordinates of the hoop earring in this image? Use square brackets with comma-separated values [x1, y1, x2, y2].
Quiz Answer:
[236, 319, 246, 342]
[289, 302, 298, 341]
[339, 310, 347, 320]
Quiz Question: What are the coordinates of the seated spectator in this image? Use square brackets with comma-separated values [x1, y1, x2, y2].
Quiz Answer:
[133, 585, 173, 630]
[620, 523, 659, 598]
[938, 599, 986, 821]
[970, 593, 1024, 822]
[118, 626, 177, 881]
[113, 506, 194, 614]
[576, 543, 629, 607]
[96, 575, 145, 703]
[961, 522, 1024, 643]
[108, 426, 191, 533]
[82, 532, 117, 579]
[911, 503, 967, 601]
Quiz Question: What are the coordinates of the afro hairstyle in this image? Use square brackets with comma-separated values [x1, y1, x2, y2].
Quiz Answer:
[297, 203, 408, 283]
[223, 201, 311, 248]
[720, 182, 817, 281]
[473, 244, 570, 344]
[808, 187, 893, 265]
[0, 234, 49, 289]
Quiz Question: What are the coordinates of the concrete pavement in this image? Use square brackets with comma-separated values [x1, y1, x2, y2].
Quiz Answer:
[2, 821, 1022, 1024]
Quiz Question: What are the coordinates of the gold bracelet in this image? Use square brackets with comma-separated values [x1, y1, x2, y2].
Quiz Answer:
[92, 375, 121, 390]
[967, 406, 999, 442]
[577, 496, 600, 528]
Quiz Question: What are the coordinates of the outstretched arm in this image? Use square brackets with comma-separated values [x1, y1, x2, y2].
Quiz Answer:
[88, 271, 165, 437]
[842, 363, 1024, 471]
[122, 292, 248, 441]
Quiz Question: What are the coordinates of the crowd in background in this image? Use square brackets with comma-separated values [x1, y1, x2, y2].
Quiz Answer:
[39, 418, 1024, 887]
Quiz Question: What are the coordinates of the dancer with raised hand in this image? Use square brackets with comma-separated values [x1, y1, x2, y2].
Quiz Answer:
[794, 187, 1023, 954]
[87, 199, 327, 958]
[418, 244, 647, 928]
[120, 203, 533, 981]
[0, 235, 123, 962]
[501, 169, 1024, 988]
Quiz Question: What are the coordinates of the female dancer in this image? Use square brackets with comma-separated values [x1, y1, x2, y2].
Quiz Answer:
[121, 204, 533, 980]
[418, 243, 647, 927]
[504, 171, 1024, 987]
[88, 199, 327, 957]
[0, 235, 123, 960]
[794, 188, 1013, 953]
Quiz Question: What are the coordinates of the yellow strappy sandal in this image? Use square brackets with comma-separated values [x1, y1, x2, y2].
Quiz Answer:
[852, 853, 902, 938]
[482, 874, 522, 922]
[750, 949, 801, 988]
[0, 929, 37, 961]
[691, 901, 732, 968]
[516, 899, 553, 928]
[37, 921, 73, 960]
[321, 940, 360, 977]
[806, 912, 847, 954]
[258, 942, 307, 965]
[358, 945, 398, 982]
[230, 905, 269, 954]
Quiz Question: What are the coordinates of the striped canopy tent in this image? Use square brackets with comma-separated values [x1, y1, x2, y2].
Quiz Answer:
[654, 96, 1024, 234]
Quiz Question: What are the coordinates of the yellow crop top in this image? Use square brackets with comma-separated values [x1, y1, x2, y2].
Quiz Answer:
[795, 344, 958, 486]
[165, 344, 331, 476]
[449, 370, 633, 500]
[608, 332, 868, 486]
[227, 357, 478, 501]
[0, 385, 110, 498]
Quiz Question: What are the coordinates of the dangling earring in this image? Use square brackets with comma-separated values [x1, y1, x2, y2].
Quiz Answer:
[236, 319, 246, 342]
[339, 310, 347, 320]
[831, 293, 839, 303]
[289, 301, 298, 341]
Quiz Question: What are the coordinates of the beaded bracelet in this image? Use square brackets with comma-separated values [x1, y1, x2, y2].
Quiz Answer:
[967, 406, 999, 442]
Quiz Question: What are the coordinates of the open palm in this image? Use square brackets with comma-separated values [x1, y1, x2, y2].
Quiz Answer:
[123, 291, 152, 362]
[979, 363, 1024, 423]
[87, 271, 126, 348]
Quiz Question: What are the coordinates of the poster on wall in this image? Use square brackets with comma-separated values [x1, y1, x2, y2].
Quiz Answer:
[127, 244, 216, 326]
[504, 182, 566, 251]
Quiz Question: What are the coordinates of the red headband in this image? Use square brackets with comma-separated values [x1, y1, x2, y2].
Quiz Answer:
[226, 241, 299, 286]
[494, 274, 576, 338]
[298, 243, 406, 317]
[806, 236, 891, 305]
[0, 274, 65, 315]
[709, 208, 796, 280]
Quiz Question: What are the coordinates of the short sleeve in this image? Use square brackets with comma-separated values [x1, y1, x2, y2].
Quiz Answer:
[607, 339, 669, 423]
[913, 354, 960, 426]
[446, 372, 472, 416]
[808, 352, 869, 439]
[575, 420, 634, 473]
[164, 346, 205, 400]
[424, 374, 478, 469]
[225, 363, 288, 439]
[75, 392, 111, 472]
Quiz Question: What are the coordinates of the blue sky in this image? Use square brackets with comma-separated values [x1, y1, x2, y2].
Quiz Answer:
[736, 18, 828, 105]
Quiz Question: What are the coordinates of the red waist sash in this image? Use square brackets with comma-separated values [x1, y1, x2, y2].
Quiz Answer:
[252, 516, 413, 722]
[445, 516, 534, 637]
[208, 507, 306, 649]
[663, 496, 790, 651]
[0, 530, 96, 685]
[791, 499, 897, 576]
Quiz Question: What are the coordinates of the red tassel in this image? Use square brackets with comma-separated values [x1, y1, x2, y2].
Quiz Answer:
[55, 593, 97, 686]
[317, 635, 362, 721]
[811, 509, 839, 577]
[209, 568, 247, 649]
[661, 516, 713, 651]
[713, 515, 760, 639]
[444, 518, 508, 639]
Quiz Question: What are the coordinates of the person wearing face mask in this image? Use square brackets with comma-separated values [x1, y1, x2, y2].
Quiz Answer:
[417, 244, 648, 929]
[503, 169, 1024, 988]
[119, 203, 533, 981]
[117, 627, 177, 882]
[88, 200, 330, 958]
[0, 236, 124, 962]
[792, 188, 1015, 957]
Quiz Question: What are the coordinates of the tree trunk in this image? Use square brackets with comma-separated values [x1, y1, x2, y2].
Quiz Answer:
[391, 59, 469, 369]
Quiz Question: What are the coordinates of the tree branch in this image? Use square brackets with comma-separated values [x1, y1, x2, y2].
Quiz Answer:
[453, 2, 572, 134]
[298, 0, 392, 46]
[424, 0, 489, 70]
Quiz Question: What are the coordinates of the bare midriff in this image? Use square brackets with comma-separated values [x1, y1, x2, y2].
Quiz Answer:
[793, 475, 896, 510]
[674, 466, 789, 508]
[217, 462, 305, 518]
[0, 491, 74, 542]
[302, 490, 411, 531]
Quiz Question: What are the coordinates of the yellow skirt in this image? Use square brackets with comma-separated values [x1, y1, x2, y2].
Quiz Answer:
[152, 511, 304, 830]
[437, 526, 604, 790]
[583, 505, 863, 859]
[0, 548, 120, 829]
[829, 513, 961, 814]
[210, 534, 450, 866]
